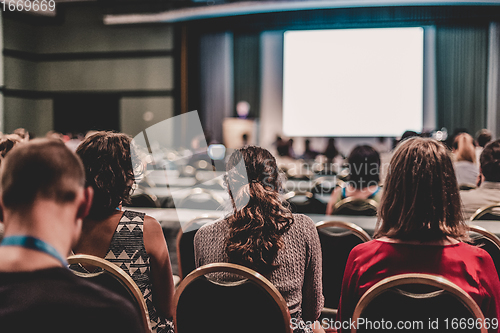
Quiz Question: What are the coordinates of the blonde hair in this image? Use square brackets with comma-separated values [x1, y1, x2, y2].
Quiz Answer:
[454, 133, 476, 164]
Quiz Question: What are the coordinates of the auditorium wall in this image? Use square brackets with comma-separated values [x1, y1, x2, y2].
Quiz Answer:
[2, 5, 175, 137]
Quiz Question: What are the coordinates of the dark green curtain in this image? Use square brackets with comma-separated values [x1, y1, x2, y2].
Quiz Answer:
[233, 33, 261, 118]
[436, 25, 489, 135]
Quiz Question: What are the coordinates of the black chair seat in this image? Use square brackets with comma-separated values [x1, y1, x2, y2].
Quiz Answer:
[174, 263, 292, 333]
[352, 274, 487, 333]
[316, 221, 371, 310]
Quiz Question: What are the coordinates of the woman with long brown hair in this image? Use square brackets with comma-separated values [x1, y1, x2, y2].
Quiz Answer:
[194, 146, 324, 333]
[336, 137, 500, 331]
[72, 131, 175, 333]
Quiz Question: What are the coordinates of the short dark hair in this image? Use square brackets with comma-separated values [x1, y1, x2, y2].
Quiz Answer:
[1, 138, 85, 209]
[480, 140, 500, 182]
[476, 129, 492, 148]
[347, 145, 380, 188]
[375, 137, 467, 241]
[76, 131, 136, 219]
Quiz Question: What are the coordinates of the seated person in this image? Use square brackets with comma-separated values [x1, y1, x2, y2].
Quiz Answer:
[0, 134, 23, 163]
[475, 129, 492, 165]
[0, 139, 142, 333]
[453, 133, 479, 187]
[326, 145, 381, 215]
[461, 139, 500, 219]
[336, 137, 500, 332]
[73, 131, 175, 333]
[301, 139, 319, 160]
[323, 138, 339, 164]
[194, 146, 324, 333]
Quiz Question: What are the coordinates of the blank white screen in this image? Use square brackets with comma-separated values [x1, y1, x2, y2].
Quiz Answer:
[282, 27, 424, 137]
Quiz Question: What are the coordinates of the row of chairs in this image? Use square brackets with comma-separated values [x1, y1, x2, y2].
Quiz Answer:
[128, 187, 225, 210]
[67, 254, 489, 333]
[286, 191, 378, 216]
[176, 217, 500, 314]
[470, 203, 500, 220]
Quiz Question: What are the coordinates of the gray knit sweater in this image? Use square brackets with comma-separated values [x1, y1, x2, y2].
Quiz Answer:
[193, 213, 324, 321]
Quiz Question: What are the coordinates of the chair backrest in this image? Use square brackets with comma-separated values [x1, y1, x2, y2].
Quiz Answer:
[173, 263, 292, 333]
[459, 183, 477, 191]
[316, 221, 371, 310]
[468, 225, 500, 276]
[177, 188, 225, 210]
[284, 191, 327, 214]
[195, 174, 226, 190]
[332, 197, 378, 216]
[352, 273, 486, 333]
[470, 204, 500, 221]
[127, 187, 161, 208]
[311, 177, 343, 195]
[176, 216, 219, 279]
[67, 254, 151, 332]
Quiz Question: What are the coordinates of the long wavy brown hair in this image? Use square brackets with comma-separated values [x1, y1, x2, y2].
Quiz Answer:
[224, 146, 294, 274]
[374, 137, 468, 241]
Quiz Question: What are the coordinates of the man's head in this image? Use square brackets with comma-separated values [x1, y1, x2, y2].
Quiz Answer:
[476, 129, 492, 148]
[480, 140, 500, 182]
[0, 138, 86, 210]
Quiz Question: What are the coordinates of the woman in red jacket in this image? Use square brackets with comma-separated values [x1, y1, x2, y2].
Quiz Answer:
[337, 137, 500, 333]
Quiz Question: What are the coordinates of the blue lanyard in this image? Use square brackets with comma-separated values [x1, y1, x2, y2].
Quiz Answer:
[0, 235, 68, 267]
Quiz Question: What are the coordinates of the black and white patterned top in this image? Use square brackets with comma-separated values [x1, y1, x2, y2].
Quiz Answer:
[104, 210, 174, 333]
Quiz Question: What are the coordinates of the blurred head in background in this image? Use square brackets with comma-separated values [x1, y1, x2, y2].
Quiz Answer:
[347, 145, 380, 189]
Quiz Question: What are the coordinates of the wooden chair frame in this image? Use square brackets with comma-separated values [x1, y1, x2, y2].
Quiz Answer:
[311, 177, 344, 193]
[282, 190, 314, 201]
[352, 273, 487, 333]
[173, 262, 292, 333]
[332, 197, 378, 215]
[67, 254, 151, 333]
[470, 203, 500, 221]
[316, 220, 372, 242]
[176, 215, 220, 279]
[468, 224, 500, 250]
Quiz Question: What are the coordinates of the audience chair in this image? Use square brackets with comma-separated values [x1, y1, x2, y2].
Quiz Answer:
[468, 225, 500, 276]
[332, 197, 378, 216]
[193, 159, 213, 172]
[173, 263, 292, 333]
[182, 165, 196, 177]
[470, 204, 500, 221]
[176, 215, 219, 279]
[459, 183, 477, 191]
[127, 187, 161, 208]
[316, 221, 371, 315]
[284, 191, 327, 214]
[352, 273, 487, 333]
[67, 254, 151, 333]
[286, 168, 313, 181]
[195, 176, 225, 191]
[176, 188, 224, 210]
[311, 177, 343, 195]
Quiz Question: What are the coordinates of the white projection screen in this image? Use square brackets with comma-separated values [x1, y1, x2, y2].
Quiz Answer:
[282, 27, 424, 137]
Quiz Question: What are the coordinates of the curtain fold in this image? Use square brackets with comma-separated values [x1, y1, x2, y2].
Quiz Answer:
[233, 33, 261, 118]
[436, 25, 489, 135]
[199, 32, 233, 143]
